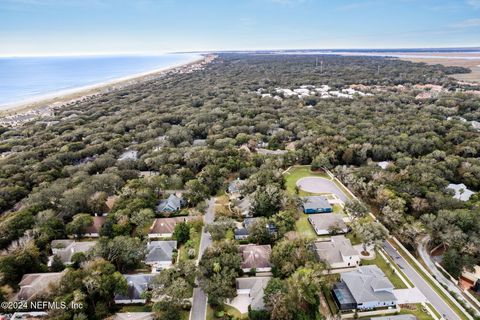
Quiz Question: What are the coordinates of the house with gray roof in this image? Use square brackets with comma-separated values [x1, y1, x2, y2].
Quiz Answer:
[145, 240, 177, 273]
[48, 240, 96, 266]
[156, 194, 183, 213]
[312, 235, 359, 269]
[308, 214, 349, 235]
[302, 196, 333, 214]
[114, 274, 154, 304]
[16, 272, 65, 301]
[228, 277, 271, 314]
[333, 265, 397, 311]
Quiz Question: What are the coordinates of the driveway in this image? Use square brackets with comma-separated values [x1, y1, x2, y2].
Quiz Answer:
[296, 177, 349, 202]
[227, 294, 250, 314]
[190, 197, 216, 320]
[394, 288, 427, 304]
[383, 241, 461, 320]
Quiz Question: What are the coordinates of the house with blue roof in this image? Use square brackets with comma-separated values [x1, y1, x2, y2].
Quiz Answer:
[302, 196, 333, 214]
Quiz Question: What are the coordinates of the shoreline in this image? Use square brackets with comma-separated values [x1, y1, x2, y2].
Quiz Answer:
[0, 54, 214, 121]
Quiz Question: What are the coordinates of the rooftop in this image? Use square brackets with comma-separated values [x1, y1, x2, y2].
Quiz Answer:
[149, 216, 191, 235]
[340, 265, 396, 304]
[313, 235, 358, 265]
[145, 240, 177, 263]
[302, 196, 332, 211]
[239, 244, 272, 270]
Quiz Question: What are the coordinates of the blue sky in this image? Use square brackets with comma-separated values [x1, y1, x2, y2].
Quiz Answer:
[0, 0, 479, 56]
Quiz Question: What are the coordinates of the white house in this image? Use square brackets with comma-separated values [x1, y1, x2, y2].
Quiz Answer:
[333, 265, 397, 311]
[308, 214, 349, 235]
[313, 235, 360, 269]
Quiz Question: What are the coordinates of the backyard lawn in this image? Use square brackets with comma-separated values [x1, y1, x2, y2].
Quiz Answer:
[295, 212, 317, 238]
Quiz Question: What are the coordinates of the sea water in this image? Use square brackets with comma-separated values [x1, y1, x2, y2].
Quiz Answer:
[0, 53, 200, 109]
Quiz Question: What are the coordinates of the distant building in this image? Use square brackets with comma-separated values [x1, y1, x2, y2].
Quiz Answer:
[156, 194, 183, 213]
[148, 216, 191, 239]
[234, 227, 249, 240]
[312, 236, 359, 269]
[145, 240, 177, 273]
[234, 196, 252, 217]
[332, 265, 397, 311]
[308, 214, 349, 235]
[228, 277, 271, 313]
[48, 240, 96, 266]
[239, 244, 272, 273]
[83, 215, 107, 238]
[16, 272, 65, 301]
[114, 274, 154, 304]
[302, 196, 333, 214]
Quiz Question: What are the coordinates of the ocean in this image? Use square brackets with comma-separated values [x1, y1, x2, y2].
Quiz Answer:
[0, 53, 200, 109]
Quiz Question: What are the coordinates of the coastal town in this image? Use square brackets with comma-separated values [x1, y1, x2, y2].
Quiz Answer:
[0, 51, 480, 320]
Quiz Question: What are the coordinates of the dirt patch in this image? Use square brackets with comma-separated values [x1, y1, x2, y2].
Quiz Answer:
[398, 54, 480, 83]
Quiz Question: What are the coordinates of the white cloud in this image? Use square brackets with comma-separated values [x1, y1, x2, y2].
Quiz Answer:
[467, 0, 480, 9]
[453, 18, 480, 28]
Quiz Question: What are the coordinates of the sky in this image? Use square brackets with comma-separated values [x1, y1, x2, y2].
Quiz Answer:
[0, 0, 479, 56]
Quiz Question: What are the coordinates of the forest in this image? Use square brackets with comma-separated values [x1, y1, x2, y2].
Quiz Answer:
[0, 53, 479, 319]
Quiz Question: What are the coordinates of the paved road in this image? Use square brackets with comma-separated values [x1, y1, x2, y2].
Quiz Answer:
[296, 176, 349, 202]
[383, 241, 460, 320]
[190, 197, 215, 320]
[418, 236, 480, 316]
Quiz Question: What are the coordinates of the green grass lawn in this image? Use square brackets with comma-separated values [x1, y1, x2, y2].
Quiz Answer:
[295, 212, 317, 238]
[388, 240, 469, 320]
[118, 304, 153, 312]
[361, 251, 408, 289]
[399, 304, 435, 320]
[284, 165, 330, 195]
[178, 227, 202, 262]
[206, 304, 246, 320]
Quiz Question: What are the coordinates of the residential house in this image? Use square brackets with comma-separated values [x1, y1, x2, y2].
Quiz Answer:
[234, 196, 252, 217]
[83, 215, 106, 238]
[235, 218, 276, 240]
[114, 274, 154, 304]
[312, 235, 360, 269]
[148, 216, 191, 239]
[368, 315, 417, 320]
[156, 194, 183, 213]
[145, 240, 177, 273]
[228, 277, 271, 314]
[308, 214, 349, 235]
[114, 313, 155, 320]
[10, 312, 48, 320]
[16, 272, 65, 301]
[460, 265, 480, 291]
[302, 196, 333, 214]
[239, 244, 272, 273]
[48, 240, 96, 266]
[227, 179, 245, 199]
[332, 265, 397, 311]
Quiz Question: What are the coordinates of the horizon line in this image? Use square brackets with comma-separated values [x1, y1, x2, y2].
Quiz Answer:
[2, 46, 480, 58]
